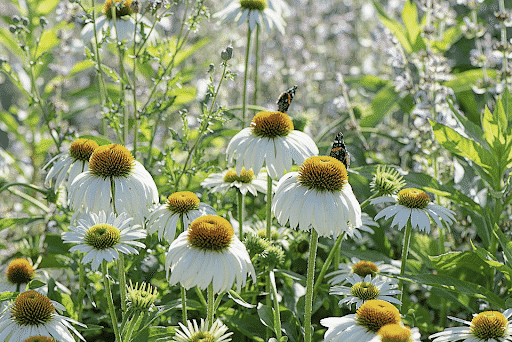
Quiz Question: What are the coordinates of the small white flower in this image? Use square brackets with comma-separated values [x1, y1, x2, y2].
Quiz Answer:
[62, 211, 146, 271]
[165, 215, 256, 294]
[429, 309, 512, 342]
[147, 191, 217, 243]
[226, 111, 318, 180]
[201, 167, 270, 196]
[327, 257, 400, 286]
[272, 156, 361, 237]
[0, 291, 86, 342]
[330, 274, 401, 309]
[172, 318, 232, 342]
[372, 188, 456, 233]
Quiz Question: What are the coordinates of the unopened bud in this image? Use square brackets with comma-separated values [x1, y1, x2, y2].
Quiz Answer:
[221, 45, 233, 61]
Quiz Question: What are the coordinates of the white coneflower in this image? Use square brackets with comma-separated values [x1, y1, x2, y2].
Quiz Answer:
[0, 258, 35, 293]
[430, 309, 512, 342]
[0, 291, 85, 342]
[172, 318, 232, 342]
[44, 138, 99, 191]
[226, 111, 318, 180]
[165, 215, 256, 294]
[369, 324, 421, 342]
[147, 191, 216, 243]
[62, 211, 146, 270]
[272, 156, 362, 237]
[68, 143, 158, 225]
[372, 188, 456, 233]
[327, 257, 400, 286]
[200, 167, 269, 196]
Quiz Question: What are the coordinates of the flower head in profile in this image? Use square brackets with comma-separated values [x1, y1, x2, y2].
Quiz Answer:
[226, 111, 318, 180]
[0, 258, 36, 293]
[165, 215, 256, 293]
[369, 165, 406, 197]
[62, 211, 146, 270]
[330, 274, 401, 309]
[147, 191, 216, 243]
[430, 309, 512, 342]
[0, 291, 85, 342]
[44, 138, 99, 191]
[372, 188, 456, 232]
[68, 144, 158, 226]
[321, 299, 402, 342]
[81, 0, 158, 43]
[172, 318, 232, 342]
[201, 167, 270, 196]
[272, 156, 362, 237]
[126, 280, 158, 311]
[214, 0, 287, 34]
[23, 337, 56, 342]
[369, 324, 421, 342]
[327, 257, 400, 286]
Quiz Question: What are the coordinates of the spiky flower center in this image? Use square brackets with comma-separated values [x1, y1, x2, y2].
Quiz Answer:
[6, 258, 35, 285]
[89, 144, 134, 178]
[370, 166, 406, 196]
[240, 0, 267, 11]
[251, 111, 294, 138]
[470, 311, 507, 340]
[298, 156, 348, 192]
[189, 331, 216, 342]
[23, 337, 56, 342]
[104, 0, 133, 19]
[352, 261, 379, 278]
[126, 280, 158, 311]
[377, 324, 412, 342]
[351, 281, 380, 301]
[167, 191, 200, 214]
[84, 223, 121, 250]
[397, 188, 430, 209]
[356, 299, 401, 332]
[69, 139, 99, 162]
[223, 168, 254, 184]
[11, 291, 55, 326]
[187, 215, 234, 251]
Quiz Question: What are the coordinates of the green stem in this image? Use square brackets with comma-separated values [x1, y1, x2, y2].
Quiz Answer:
[181, 287, 188, 323]
[237, 191, 244, 238]
[242, 25, 252, 128]
[313, 232, 345, 293]
[207, 283, 214, 329]
[77, 262, 86, 322]
[398, 221, 413, 313]
[124, 312, 142, 341]
[253, 25, 259, 106]
[269, 270, 282, 340]
[118, 254, 127, 317]
[265, 174, 273, 339]
[102, 261, 122, 342]
[304, 229, 319, 342]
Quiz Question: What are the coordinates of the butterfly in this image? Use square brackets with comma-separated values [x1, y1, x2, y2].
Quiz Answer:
[329, 131, 350, 170]
[276, 85, 297, 114]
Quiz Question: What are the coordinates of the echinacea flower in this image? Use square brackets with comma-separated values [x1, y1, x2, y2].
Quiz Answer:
[0, 291, 85, 342]
[126, 280, 158, 311]
[0, 258, 35, 293]
[165, 215, 256, 293]
[369, 324, 421, 342]
[272, 156, 362, 237]
[345, 212, 378, 240]
[330, 274, 401, 309]
[372, 188, 456, 233]
[172, 318, 233, 342]
[429, 309, 512, 342]
[147, 191, 217, 243]
[226, 111, 318, 180]
[214, 0, 286, 34]
[62, 211, 146, 271]
[200, 167, 270, 196]
[22, 337, 56, 342]
[44, 138, 99, 191]
[327, 257, 400, 286]
[320, 299, 402, 342]
[68, 143, 158, 226]
[369, 165, 406, 196]
[81, 0, 158, 43]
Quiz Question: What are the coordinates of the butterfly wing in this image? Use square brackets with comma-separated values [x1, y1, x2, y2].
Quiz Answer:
[276, 85, 297, 114]
[329, 131, 350, 170]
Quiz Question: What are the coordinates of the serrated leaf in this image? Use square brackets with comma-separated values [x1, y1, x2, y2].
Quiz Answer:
[483, 105, 506, 149]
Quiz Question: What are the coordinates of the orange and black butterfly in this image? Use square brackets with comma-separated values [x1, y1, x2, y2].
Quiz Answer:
[330, 131, 350, 170]
[276, 85, 297, 114]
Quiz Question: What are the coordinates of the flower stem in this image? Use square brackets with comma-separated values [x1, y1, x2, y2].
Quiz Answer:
[237, 191, 244, 238]
[124, 311, 142, 342]
[253, 25, 260, 106]
[269, 270, 282, 340]
[77, 262, 86, 322]
[398, 221, 413, 313]
[207, 283, 214, 329]
[304, 229, 319, 342]
[118, 254, 127, 317]
[265, 174, 273, 339]
[179, 215, 187, 323]
[313, 232, 345, 293]
[242, 25, 252, 128]
[102, 261, 122, 342]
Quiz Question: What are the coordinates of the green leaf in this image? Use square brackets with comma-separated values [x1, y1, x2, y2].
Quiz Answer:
[402, 1, 420, 45]
[69, 60, 95, 76]
[101, 65, 120, 82]
[0, 217, 43, 232]
[483, 105, 506, 149]
[258, 304, 275, 330]
[78, 134, 112, 146]
[132, 326, 176, 342]
[361, 83, 399, 127]
[228, 290, 255, 309]
[36, 0, 61, 15]
[28, 279, 46, 290]
[373, 0, 411, 53]
[0, 292, 18, 301]
[445, 69, 497, 93]
[432, 25, 462, 52]
[472, 241, 512, 281]
[36, 29, 59, 59]
[501, 88, 512, 129]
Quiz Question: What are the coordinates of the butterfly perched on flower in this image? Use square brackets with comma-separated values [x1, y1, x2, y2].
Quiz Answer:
[276, 85, 297, 114]
[330, 131, 350, 170]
